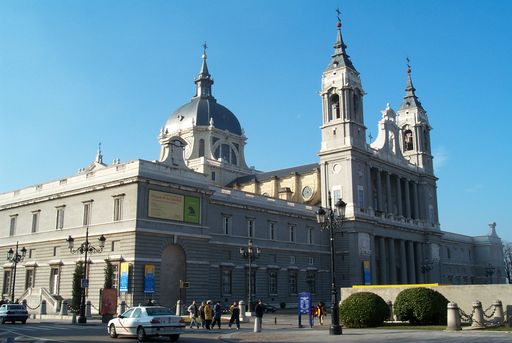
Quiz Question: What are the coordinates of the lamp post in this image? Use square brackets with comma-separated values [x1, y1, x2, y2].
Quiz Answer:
[315, 191, 346, 336]
[485, 263, 495, 284]
[6, 242, 27, 303]
[66, 227, 106, 324]
[239, 240, 260, 313]
[420, 258, 433, 283]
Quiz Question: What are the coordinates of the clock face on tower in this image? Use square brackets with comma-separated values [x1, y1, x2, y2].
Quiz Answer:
[301, 186, 313, 200]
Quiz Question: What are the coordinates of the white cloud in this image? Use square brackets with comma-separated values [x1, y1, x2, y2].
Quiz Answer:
[465, 184, 484, 193]
[433, 146, 448, 170]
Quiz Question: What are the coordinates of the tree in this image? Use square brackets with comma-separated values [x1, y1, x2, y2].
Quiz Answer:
[104, 260, 114, 289]
[71, 261, 85, 313]
[504, 242, 512, 284]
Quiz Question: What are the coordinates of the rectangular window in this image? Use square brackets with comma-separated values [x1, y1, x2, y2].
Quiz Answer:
[113, 197, 123, 222]
[211, 172, 216, 181]
[245, 269, 256, 296]
[31, 211, 40, 233]
[222, 269, 232, 295]
[308, 257, 314, 265]
[268, 270, 278, 295]
[2, 270, 12, 295]
[56, 207, 65, 230]
[9, 215, 17, 236]
[307, 227, 313, 245]
[111, 240, 120, 252]
[306, 271, 316, 294]
[49, 267, 60, 295]
[247, 219, 255, 238]
[83, 202, 92, 226]
[53, 246, 60, 257]
[332, 186, 342, 204]
[357, 185, 365, 209]
[289, 225, 295, 242]
[223, 215, 231, 235]
[28, 249, 35, 259]
[269, 222, 275, 240]
[290, 256, 296, 264]
[288, 270, 298, 294]
[25, 269, 34, 289]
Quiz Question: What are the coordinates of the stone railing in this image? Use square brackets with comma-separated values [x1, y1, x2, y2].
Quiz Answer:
[447, 299, 507, 330]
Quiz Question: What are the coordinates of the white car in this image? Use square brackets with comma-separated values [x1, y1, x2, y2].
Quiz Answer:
[108, 305, 185, 342]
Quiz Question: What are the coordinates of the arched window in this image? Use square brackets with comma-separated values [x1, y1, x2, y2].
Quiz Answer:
[198, 139, 205, 157]
[403, 129, 414, 151]
[330, 94, 340, 119]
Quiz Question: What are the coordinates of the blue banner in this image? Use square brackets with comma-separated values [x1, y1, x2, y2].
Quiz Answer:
[119, 262, 129, 292]
[144, 264, 155, 293]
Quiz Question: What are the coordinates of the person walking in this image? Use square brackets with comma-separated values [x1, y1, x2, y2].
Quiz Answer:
[212, 301, 222, 329]
[204, 300, 213, 330]
[318, 302, 326, 325]
[199, 301, 206, 328]
[228, 302, 240, 330]
[187, 300, 200, 329]
[254, 299, 264, 332]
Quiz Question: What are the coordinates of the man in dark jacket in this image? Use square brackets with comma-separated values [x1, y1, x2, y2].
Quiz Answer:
[254, 300, 264, 332]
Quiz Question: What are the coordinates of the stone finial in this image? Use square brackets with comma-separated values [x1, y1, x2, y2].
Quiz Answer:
[488, 222, 497, 236]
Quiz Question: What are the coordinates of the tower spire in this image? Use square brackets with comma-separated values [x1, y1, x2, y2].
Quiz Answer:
[195, 42, 214, 98]
[400, 58, 424, 111]
[95, 142, 103, 164]
[326, 8, 356, 71]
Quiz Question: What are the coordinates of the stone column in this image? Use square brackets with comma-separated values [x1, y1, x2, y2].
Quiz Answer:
[371, 235, 378, 284]
[404, 179, 411, 219]
[396, 176, 403, 217]
[385, 172, 392, 215]
[388, 238, 397, 284]
[415, 242, 424, 283]
[413, 182, 420, 220]
[376, 169, 383, 213]
[399, 240, 407, 283]
[407, 241, 416, 284]
[379, 237, 388, 284]
[367, 165, 374, 211]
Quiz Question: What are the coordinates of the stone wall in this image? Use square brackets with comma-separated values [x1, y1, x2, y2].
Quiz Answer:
[341, 284, 512, 315]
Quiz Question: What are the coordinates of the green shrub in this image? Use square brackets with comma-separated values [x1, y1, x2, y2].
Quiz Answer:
[393, 287, 448, 325]
[340, 292, 389, 328]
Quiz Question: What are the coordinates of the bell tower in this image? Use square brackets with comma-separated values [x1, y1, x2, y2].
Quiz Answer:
[396, 61, 434, 175]
[319, 12, 366, 153]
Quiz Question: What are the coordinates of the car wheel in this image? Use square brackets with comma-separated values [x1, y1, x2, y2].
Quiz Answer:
[109, 324, 118, 338]
[136, 327, 146, 342]
[169, 334, 179, 342]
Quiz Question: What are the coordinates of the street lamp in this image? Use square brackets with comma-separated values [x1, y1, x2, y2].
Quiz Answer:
[66, 227, 106, 324]
[239, 240, 261, 313]
[6, 242, 27, 303]
[315, 191, 346, 336]
[420, 258, 433, 282]
[485, 263, 495, 284]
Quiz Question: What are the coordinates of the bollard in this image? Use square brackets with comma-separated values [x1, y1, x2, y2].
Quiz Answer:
[86, 301, 92, 318]
[119, 300, 126, 315]
[239, 300, 247, 322]
[176, 300, 183, 316]
[446, 302, 461, 331]
[254, 317, 262, 332]
[492, 300, 504, 325]
[471, 301, 484, 328]
[40, 300, 47, 315]
[60, 300, 68, 316]
[72, 312, 77, 324]
[386, 300, 394, 321]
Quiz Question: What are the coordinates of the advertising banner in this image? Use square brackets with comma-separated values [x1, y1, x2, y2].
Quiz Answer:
[184, 195, 200, 224]
[101, 288, 118, 315]
[119, 262, 129, 292]
[363, 260, 371, 285]
[148, 190, 200, 224]
[144, 264, 155, 293]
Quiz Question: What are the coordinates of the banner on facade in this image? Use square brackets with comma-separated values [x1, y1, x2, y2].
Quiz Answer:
[148, 190, 200, 224]
[119, 262, 129, 292]
[101, 288, 118, 315]
[363, 260, 371, 285]
[144, 264, 155, 293]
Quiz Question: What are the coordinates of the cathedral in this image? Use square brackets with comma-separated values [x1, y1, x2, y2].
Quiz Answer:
[0, 14, 505, 312]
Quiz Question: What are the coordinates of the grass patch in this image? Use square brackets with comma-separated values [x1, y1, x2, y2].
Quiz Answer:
[376, 323, 445, 330]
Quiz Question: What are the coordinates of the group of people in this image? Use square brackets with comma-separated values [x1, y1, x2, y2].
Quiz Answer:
[187, 300, 234, 330]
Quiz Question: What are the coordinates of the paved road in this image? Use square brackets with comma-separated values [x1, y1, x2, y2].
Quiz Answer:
[0, 315, 510, 343]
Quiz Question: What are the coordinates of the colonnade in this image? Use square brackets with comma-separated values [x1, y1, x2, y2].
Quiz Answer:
[372, 236, 428, 285]
[367, 166, 423, 221]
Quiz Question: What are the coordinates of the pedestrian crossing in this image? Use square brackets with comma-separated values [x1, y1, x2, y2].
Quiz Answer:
[1, 323, 102, 332]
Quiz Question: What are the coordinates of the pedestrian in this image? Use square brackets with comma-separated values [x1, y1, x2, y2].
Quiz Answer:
[318, 302, 326, 325]
[204, 300, 213, 330]
[254, 299, 264, 332]
[212, 301, 222, 329]
[187, 300, 200, 329]
[228, 302, 240, 330]
[199, 301, 206, 328]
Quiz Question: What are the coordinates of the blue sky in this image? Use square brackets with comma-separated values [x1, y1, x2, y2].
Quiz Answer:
[1, 1, 511, 242]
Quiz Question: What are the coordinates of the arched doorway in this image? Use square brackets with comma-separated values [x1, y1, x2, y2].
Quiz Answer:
[159, 244, 186, 308]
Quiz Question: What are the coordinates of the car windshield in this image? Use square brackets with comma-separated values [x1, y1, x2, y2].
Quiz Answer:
[8, 305, 25, 310]
[146, 307, 172, 316]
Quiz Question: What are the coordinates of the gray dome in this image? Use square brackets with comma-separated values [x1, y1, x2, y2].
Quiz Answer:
[165, 97, 242, 136]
